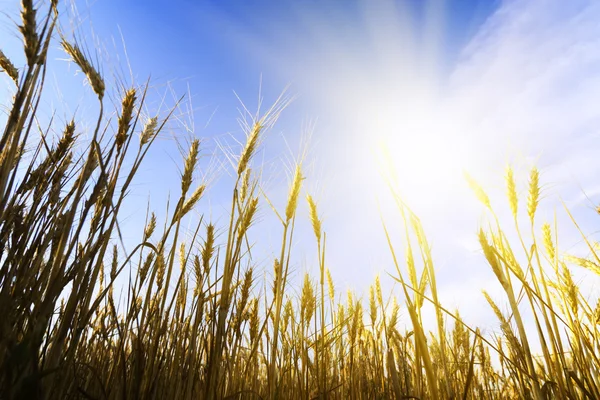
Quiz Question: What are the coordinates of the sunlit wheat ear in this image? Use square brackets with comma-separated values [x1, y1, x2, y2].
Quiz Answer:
[301, 273, 315, 325]
[238, 196, 259, 238]
[19, 0, 38, 66]
[156, 254, 166, 289]
[527, 167, 540, 223]
[249, 298, 259, 342]
[239, 168, 251, 204]
[237, 121, 262, 176]
[346, 289, 354, 312]
[306, 194, 321, 241]
[375, 275, 383, 306]
[144, 212, 157, 240]
[479, 229, 508, 289]
[55, 120, 76, 159]
[140, 253, 154, 284]
[369, 285, 377, 326]
[179, 242, 187, 271]
[239, 267, 253, 309]
[116, 88, 136, 150]
[542, 222, 555, 262]
[465, 172, 492, 211]
[177, 184, 206, 221]
[285, 164, 303, 222]
[283, 298, 293, 332]
[405, 242, 417, 288]
[61, 40, 105, 100]
[138, 118, 158, 146]
[566, 255, 600, 276]
[559, 265, 580, 314]
[482, 291, 507, 325]
[388, 297, 399, 332]
[177, 276, 188, 312]
[505, 166, 518, 219]
[181, 139, 200, 195]
[326, 268, 334, 300]
[350, 301, 363, 342]
[0, 49, 19, 83]
[192, 255, 202, 295]
[202, 224, 215, 273]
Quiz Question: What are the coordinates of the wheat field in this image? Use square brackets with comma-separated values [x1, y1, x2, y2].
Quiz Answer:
[1, 1, 600, 399]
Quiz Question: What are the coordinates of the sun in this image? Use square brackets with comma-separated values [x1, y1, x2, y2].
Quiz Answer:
[359, 86, 475, 211]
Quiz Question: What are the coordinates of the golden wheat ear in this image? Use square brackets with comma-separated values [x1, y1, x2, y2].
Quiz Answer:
[61, 39, 105, 100]
[527, 166, 540, 223]
[0, 50, 19, 83]
[19, 0, 39, 67]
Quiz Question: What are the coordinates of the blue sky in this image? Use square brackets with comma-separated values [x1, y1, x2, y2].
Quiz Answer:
[2, 0, 600, 336]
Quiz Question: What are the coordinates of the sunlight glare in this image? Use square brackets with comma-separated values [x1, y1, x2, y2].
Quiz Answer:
[370, 92, 472, 206]
[273, 0, 484, 212]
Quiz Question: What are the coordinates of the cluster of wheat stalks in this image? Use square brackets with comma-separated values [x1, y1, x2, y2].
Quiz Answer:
[2, 1, 600, 399]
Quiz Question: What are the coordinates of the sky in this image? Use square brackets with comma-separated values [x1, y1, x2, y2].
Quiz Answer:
[2, 0, 600, 337]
